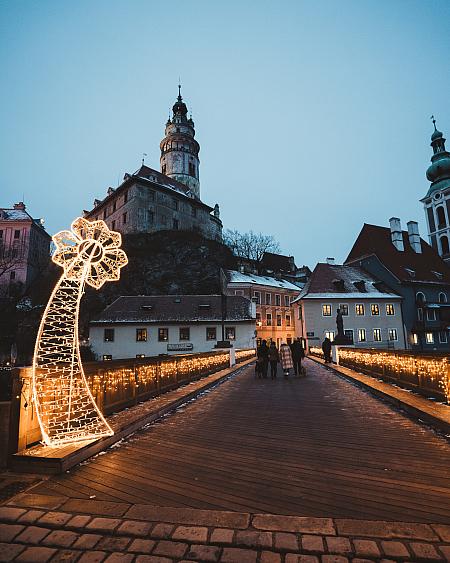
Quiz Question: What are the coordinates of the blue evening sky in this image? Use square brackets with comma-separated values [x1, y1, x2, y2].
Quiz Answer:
[1, 0, 449, 268]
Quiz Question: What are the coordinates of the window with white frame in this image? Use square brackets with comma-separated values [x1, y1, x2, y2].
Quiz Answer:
[358, 328, 366, 342]
[339, 304, 349, 316]
[265, 293, 271, 305]
[284, 295, 290, 307]
[275, 294, 281, 306]
[426, 309, 437, 321]
[438, 292, 447, 303]
[439, 330, 448, 343]
[253, 291, 260, 304]
[179, 327, 190, 341]
[225, 326, 236, 340]
[325, 331, 335, 341]
[425, 332, 434, 344]
[373, 328, 382, 341]
[371, 304, 380, 316]
[417, 308, 423, 321]
[276, 314, 282, 326]
[322, 304, 332, 316]
[344, 329, 354, 343]
[235, 289, 244, 296]
[104, 328, 114, 342]
[386, 303, 395, 315]
[266, 313, 272, 326]
[286, 314, 291, 327]
[206, 327, 216, 340]
[355, 304, 365, 316]
[388, 328, 398, 341]
[412, 333, 418, 345]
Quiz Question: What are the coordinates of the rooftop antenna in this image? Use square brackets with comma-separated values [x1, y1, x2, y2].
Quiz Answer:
[142, 153, 147, 166]
[431, 115, 437, 131]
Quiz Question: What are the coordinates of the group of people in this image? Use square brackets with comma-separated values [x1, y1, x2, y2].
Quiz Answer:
[256, 338, 305, 379]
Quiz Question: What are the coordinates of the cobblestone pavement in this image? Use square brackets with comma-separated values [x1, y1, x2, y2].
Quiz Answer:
[1, 502, 450, 562]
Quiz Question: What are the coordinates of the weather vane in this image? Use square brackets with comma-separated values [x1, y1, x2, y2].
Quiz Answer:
[32, 217, 128, 446]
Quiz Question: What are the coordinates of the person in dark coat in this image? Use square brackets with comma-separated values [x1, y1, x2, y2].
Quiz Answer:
[268, 341, 279, 379]
[290, 338, 305, 376]
[256, 340, 269, 378]
[322, 337, 332, 363]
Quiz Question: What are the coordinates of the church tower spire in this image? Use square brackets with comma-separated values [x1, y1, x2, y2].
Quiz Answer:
[421, 116, 450, 261]
[160, 86, 200, 199]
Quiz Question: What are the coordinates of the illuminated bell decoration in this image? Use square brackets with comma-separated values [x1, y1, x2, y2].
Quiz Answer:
[32, 218, 128, 446]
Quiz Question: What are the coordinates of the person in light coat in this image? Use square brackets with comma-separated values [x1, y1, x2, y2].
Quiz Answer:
[280, 342, 294, 377]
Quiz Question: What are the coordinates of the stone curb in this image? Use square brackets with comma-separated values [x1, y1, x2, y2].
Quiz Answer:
[307, 356, 450, 435]
[1, 504, 450, 562]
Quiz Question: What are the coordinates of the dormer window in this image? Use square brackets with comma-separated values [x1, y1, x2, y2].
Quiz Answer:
[332, 279, 345, 291]
[404, 268, 415, 278]
[353, 280, 366, 292]
[432, 271, 443, 280]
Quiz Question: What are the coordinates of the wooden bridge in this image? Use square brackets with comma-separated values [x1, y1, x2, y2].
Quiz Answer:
[27, 358, 450, 524]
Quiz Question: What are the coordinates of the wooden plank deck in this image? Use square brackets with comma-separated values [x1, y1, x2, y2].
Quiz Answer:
[30, 359, 450, 523]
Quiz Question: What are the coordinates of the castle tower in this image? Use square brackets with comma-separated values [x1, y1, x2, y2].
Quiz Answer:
[421, 117, 450, 261]
[160, 86, 200, 199]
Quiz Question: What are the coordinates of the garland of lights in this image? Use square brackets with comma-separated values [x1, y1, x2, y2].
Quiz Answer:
[32, 218, 128, 446]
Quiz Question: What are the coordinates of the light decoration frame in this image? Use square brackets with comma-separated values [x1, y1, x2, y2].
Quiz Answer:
[32, 217, 128, 446]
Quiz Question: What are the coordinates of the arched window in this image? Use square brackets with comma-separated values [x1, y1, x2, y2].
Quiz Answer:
[440, 235, 450, 255]
[439, 292, 447, 303]
[436, 206, 446, 229]
[416, 292, 426, 303]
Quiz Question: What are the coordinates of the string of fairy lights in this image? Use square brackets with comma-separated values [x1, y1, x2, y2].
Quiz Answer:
[32, 218, 128, 446]
[309, 346, 449, 401]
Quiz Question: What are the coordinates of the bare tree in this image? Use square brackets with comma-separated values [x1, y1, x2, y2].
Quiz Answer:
[223, 229, 281, 263]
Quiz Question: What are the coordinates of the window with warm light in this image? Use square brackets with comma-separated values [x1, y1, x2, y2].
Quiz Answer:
[412, 333, 418, 345]
[358, 328, 366, 342]
[373, 329, 382, 341]
[325, 331, 335, 341]
[206, 327, 216, 340]
[322, 304, 332, 316]
[386, 303, 395, 315]
[136, 354, 145, 359]
[158, 328, 169, 342]
[371, 304, 380, 316]
[286, 314, 291, 327]
[355, 304, 365, 316]
[104, 329, 114, 342]
[266, 313, 272, 326]
[256, 312, 261, 326]
[136, 328, 147, 342]
[425, 332, 434, 344]
[102, 355, 112, 361]
[388, 328, 397, 341]
[179, 327, 190, 341]
[225, 327, 236, 340]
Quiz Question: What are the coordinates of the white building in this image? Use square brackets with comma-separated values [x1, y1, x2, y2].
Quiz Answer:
[293, 262, 406, 350]
[89, 295, 256, 360]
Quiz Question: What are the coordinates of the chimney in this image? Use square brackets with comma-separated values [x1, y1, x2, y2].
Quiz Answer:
[326, 257, 335, 265]
[407, 221, 422, 253]
[13, 202, 26, 210]
[389, 217, 404, 251]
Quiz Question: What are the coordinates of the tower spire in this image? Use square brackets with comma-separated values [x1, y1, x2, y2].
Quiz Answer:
[178, 80, 182, 101]
[431, 115, 437, 131]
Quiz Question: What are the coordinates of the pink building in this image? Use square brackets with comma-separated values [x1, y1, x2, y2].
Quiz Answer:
[0, 202, 51, 295]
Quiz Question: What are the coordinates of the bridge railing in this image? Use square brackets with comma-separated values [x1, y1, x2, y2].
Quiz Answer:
[336, 348, 449, 402]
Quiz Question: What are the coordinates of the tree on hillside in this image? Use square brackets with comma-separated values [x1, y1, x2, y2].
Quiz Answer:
[223, 229, 281, 263]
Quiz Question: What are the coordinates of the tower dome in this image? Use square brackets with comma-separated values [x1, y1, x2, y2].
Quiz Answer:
[160, 86, 200, 199]
[426, 118, 450, 184]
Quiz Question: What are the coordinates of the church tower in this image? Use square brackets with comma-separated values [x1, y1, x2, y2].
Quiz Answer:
[421, 117, 450, 262]
[160, 86, 200, 199]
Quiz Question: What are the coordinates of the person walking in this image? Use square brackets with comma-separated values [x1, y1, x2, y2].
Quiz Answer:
[290, 338, 305, 376]
[256, 339, 269, 378]
[322, 337, 332, 363]
[268, 341, 279, 379]
[280, 342, 294, 377]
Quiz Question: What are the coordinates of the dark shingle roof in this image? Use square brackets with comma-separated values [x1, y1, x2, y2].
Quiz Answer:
[260, 252, 296, 273]
[345, 224, 450, 284]
[91, 295, 254, 324]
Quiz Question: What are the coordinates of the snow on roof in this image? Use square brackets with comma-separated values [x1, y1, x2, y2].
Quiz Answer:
[295, 292, 401, 301]
[0, 209, 31, 221]
[227, 270, 301, 291]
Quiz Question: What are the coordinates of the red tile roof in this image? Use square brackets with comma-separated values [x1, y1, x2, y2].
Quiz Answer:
[345, 224, 450, 284]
